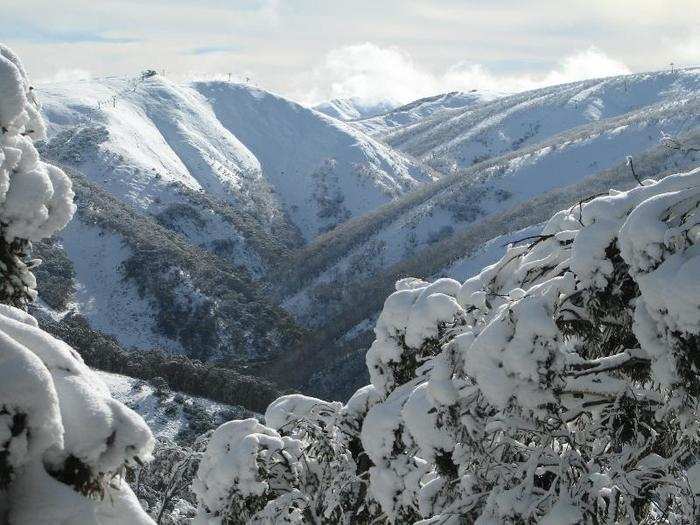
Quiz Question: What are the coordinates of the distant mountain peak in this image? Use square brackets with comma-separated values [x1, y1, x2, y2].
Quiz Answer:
[312, 97, 398, 121]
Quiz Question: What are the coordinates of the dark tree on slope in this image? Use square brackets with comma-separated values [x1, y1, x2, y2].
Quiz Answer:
[0, 238, 36, 308]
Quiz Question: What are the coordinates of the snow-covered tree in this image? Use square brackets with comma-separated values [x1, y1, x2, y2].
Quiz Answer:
[0, 44, 74, 308]
[191, 391, 387, 524]
[0, 45, 155, 524]
[194, 167, 700, 523]
[132, 437, 207, 524]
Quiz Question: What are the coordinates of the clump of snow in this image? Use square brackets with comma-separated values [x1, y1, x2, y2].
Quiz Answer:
[366, 277, 464, 396]
[192, 418, 305, 524]
[264, 393, 341, 432]
[0, 46, 74, 243]
[9, 464, 153, 525]
[0, 304, 154, 523]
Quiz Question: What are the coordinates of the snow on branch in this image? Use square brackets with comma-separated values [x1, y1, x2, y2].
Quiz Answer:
[0, 44, 76, 308]
[0, 44, 75, 243]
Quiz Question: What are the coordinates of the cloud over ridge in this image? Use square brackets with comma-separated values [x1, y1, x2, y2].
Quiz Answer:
[297, 43, 631, 105]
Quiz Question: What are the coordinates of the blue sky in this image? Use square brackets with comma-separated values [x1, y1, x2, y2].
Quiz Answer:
[3, 0, 698, 104]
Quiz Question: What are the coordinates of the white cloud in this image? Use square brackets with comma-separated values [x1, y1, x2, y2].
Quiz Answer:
[541, 47, 631, 85]
[298, 43, 436, 106]
[37, 68, 92, 84]
[670, 34, 700, 64]
[296, 43, 631, 105]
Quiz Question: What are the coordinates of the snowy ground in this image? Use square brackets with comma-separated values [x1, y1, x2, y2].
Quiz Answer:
[58, 217, 183, 352]
[97, 370, 251, 442]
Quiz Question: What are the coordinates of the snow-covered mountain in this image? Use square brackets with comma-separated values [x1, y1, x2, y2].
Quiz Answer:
[283, 69, 700, 288]
[351, 90, 502, 136]
[383, 69, 700, 172]
[31, 75, 440, 380]
[312, 97, 397, 121]
[39, 77, 435, 243]
[31, 169, 308, 375]
[192, 82, 436, 239]
[31, 68, 700, 400]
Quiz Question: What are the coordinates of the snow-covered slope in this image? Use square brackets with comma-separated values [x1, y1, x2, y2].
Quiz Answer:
[302, 128, 700, 400]
[39, 77, 294, 277]
[58, 217, 184, 352]
[192, 82, 436, 239]
[289, 72, 700, 328]
[279, 90, 700, 341]
[40, 78, 261, 208]
[384, 69, 700, 172]
[31, 76, 440, 367]
[33, 170, 307, 369]
[39, 77, 436, 242]
[313, 97, 397, 121]
[352, 90, 501, 136]
[97, 371, 251, 442]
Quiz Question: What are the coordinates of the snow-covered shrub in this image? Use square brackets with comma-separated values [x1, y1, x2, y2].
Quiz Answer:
[199, 167, 700, 523]
[1, 45, 154, 524]
[0, 44, 75, 307]
[132, 437, 207, 524]
[0, 304, 154, 523]
[193, 418, 306, 523]
[192, 394, 384, 524]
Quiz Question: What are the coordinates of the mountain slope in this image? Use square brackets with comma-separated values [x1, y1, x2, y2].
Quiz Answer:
[351, 90, 501, 136]
[33, 166, 308, 376]
[303, 130, 700, 399]
[39, 77, 436, 244]
[274, 81, 700, 397]
[383, 69, 700, 172]
[33, 68, 700, 401]
[282, 93, 700, 313]
[313, 97, 397, 121]
[39, 78, 298, 277]
[192, 82, 437, 239]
